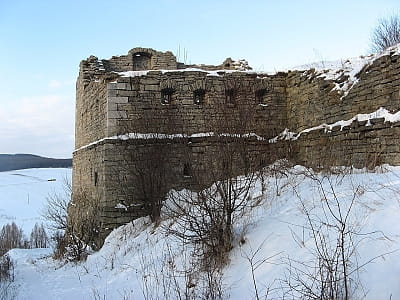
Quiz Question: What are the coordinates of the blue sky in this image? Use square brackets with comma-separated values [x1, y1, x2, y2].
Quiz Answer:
[0, 0, 399, 158]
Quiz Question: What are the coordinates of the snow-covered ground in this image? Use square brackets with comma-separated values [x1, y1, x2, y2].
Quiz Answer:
[4, 164, 400, 299]
[0, 168, 72, 234]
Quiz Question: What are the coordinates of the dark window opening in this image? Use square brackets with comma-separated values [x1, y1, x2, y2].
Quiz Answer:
[255, 89, 267, 103]
[94, 172, 98, 186]
[183, 163, 191, 177]
[259, 159, 266, 168]
[193, 89, 205, 105]
[225, 89, 237, 105]
[222, 160, 229, 171]
[161, 88, 174, 104]
[132, 52, 151, 70]
[225, 63, 231, 68]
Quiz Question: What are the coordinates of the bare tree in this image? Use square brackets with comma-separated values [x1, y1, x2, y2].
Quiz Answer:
[371, 13, 400, 53]
[165, 160, 257, 270]
[30, 223, 49, 248]
[0, 223, 27, 256]
[163, 86, 263, 270]
[41, 177, 70, 259]
[42, 174, 100, 260]
[41, 176, 71, 231]
[129, 141, 168, 223]
[115, 110, 172, 224]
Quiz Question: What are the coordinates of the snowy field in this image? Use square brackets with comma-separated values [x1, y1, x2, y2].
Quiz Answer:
[3, 164, 400, 299]
[0, 168, 72, 235]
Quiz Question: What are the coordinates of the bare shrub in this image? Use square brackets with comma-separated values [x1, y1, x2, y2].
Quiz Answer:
[371, 13, 400, 53]
[196, 263, 227, 300]
[41, 176, 70, 231]
[164, 98, 261, 280]
[165, 169, 257, 271]
[0, 254, 16, 300]
[42, 175, 99, 260]
[41, 177, 71, 259]
[240, 237, 282, 300]
[51, 231, 67, 260]
[0, 255, 14, 283]
[65, 187, 101, 261]
[137, 236, 228, 300]
[282, 169, 369, 300]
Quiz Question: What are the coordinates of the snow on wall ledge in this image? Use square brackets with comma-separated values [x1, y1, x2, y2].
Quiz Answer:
[270, 107, 400, 143]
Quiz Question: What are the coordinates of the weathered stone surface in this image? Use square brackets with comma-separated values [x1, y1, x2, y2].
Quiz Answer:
[72, 46, 400, 246]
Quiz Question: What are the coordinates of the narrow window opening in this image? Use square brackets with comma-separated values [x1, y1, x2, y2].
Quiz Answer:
[161, 88, 174, 104]
[183, 163, 191, 177]
[255, 89, 267, 103]
[259, 159, 266, 168]
[222, 160, 229, 171]
[225, 89, 237, 105]
[193, 89, 205, 105]
[94, 172, 98, 186]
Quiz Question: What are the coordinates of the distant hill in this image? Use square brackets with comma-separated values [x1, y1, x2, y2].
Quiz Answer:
[0, 154, 72, 172]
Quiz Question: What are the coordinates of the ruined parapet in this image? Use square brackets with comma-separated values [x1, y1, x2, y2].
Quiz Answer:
[181, 57, 253, 71]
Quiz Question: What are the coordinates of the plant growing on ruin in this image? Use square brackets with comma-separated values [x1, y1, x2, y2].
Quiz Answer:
[371, 13, 400, 52]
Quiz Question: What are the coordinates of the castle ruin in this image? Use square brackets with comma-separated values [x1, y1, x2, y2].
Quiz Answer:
[72, 46, 400, 246]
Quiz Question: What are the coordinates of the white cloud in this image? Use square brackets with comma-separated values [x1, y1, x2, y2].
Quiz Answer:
[0, 94, 75, 158]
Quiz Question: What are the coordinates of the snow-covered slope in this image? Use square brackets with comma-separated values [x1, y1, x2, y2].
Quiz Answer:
[0, 168, 72, 234]
[7, 164, 400, 299]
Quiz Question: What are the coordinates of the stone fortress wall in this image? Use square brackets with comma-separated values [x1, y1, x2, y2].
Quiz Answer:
[72, 46, 400, 244]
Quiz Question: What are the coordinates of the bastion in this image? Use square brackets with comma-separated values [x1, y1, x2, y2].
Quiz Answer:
[71, 46, 400, 246]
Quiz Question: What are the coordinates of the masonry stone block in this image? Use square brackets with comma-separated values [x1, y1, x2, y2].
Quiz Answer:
[107, 89, 118, 97]
[107, 118, 117, 128]
[107, 83, 117, 89]
[108, 111, 127, 119]
[107, 102, 118, 111]
[108, 96, 129, 104]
